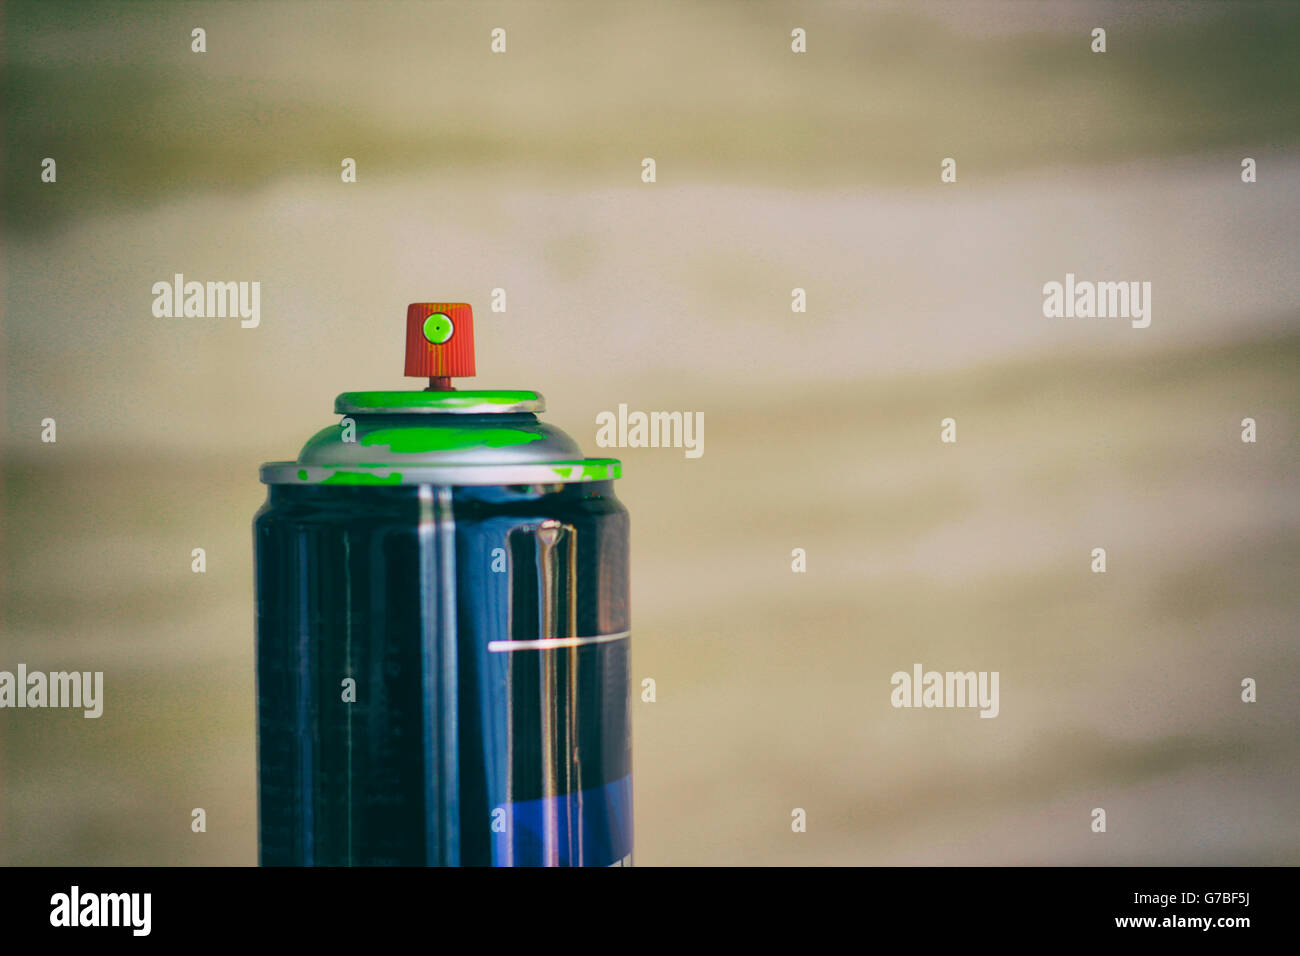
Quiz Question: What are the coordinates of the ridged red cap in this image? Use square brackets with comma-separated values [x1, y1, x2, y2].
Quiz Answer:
[404, 302, 475, 379]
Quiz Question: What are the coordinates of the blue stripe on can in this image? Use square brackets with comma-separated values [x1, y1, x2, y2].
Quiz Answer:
[493, 774, 633, 867]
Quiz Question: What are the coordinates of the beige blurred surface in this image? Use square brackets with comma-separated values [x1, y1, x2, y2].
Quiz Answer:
[2, 1, 1298, 864]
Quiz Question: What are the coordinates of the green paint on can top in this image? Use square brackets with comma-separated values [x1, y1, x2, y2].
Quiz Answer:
[360, 426, 543, 454]
[260, 385, 617, 486]
[334, 390, 541, 414]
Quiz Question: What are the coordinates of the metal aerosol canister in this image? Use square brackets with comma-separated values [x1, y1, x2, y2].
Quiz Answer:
[254, 302, 630, 866]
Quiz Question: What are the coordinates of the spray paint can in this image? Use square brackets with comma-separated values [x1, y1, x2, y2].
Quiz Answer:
[254, 302, 631, 866]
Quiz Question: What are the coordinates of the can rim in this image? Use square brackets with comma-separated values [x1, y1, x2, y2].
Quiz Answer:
[334, 390, 544, 415]
[260, 458, 621, 486]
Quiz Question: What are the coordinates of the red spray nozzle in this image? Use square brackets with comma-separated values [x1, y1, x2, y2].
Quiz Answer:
[404, 302, 475, 388]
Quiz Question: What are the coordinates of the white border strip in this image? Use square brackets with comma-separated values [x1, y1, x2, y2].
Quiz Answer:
[488, 630, 631, 653]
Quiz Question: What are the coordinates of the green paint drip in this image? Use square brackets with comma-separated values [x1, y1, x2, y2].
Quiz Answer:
[322, 470, 403, 485]
[361, 426, 543, 454]
[297, 469, 308, 480]
[549, 461, 620, 480]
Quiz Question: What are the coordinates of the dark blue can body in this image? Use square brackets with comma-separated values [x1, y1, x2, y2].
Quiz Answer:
[254, 479, 631, 866]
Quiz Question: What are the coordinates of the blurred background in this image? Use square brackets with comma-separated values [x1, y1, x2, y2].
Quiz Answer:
[2, 0, 1297, 864]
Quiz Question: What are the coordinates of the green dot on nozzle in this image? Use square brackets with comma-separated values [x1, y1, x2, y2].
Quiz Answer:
[423, 312, 454, 344]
